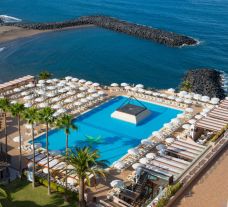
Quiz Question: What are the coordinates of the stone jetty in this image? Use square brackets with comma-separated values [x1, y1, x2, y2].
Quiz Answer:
[1, 15, 197, 47]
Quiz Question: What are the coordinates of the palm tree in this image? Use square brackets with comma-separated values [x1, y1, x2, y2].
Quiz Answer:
[56, 114, 78, 155]
[0, 98, 10, 161]
[10, 103, 25, 175]
[23, 107, 38, 189]
[37, 107, 55, 195]
[38, 71, 52, 80]
[0, 187, 9, 207]
[66, 147, 108, 207]
[180, 80, 192, 92]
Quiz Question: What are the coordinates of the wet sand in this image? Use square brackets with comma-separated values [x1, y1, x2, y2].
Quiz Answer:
[0, 24, 94, 44]
[173, 145, 228, 207]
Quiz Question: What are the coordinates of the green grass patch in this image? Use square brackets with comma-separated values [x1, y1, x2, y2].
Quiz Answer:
[1, 179, 77, 207]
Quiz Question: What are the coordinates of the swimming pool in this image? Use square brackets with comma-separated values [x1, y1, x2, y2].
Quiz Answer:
[34, 96, 182, 165]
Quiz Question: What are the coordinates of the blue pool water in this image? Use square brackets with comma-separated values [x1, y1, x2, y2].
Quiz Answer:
[34, 96, 181, 164]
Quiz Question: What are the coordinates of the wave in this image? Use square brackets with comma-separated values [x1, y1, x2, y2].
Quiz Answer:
[0, 47, 5, 52]
[219, 70, 228, 94]
[0, 15, 22, 23]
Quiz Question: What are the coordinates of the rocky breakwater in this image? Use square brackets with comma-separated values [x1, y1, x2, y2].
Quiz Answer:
[2, 15, 197, 47]
[181, 69, 225, 99]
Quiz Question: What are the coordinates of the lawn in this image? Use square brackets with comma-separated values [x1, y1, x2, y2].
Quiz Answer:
[1, 179, 77, 207]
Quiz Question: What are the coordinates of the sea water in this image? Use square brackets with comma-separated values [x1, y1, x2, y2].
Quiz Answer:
[0, 0, 227, 89]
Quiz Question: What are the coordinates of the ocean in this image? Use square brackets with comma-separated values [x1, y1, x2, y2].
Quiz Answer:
[0, 0, 228, 89]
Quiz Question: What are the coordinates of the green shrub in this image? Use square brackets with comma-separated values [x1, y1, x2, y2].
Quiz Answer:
[211, 124, 228, 142]
[156, 197, 169, 207]
[57, 186, 65, 193]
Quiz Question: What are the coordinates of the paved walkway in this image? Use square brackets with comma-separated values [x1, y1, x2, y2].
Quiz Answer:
[173, 145, 228, 207]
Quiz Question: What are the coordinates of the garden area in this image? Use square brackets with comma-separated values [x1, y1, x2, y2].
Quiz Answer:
[1, 179, 77, 207]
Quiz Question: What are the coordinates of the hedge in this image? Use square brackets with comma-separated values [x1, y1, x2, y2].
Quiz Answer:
[211, 124, 228, 142]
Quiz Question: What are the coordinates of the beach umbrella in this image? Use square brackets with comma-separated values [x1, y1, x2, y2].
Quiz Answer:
[138, 88, 145, 93]
[182, 124, 191, 130]
[85, 81, 93, 85]
[47, 86, 56, 90]
[171, 118, 181, 125]
[10, 100, 17, 104]
[124, 86, 131, 90]
[52, 97, 61, 102]
[210, 97, 220, 104]
[153, 92, 160, 96]
[74, 101, 82, 106]
[201, 96, 210, 102]
[38, 80, 45, 84]
[156, 144, 166, 151]
[86, 96, 94, 101]
[188, 119, 196, 124]
[135, 84, 144, 88]
[52, 104, 62, 109]
[46, 92, 55, 97]
[128, 148, 139, 156]
[175, 98, 183, 103]
[141, 139, 154, 145]
[131, 87, 138, 92]
[79, 79, 86, 83]
[178, 91, 187, 97]
[92, 93, 100, 98]
[168, 95, 175, 100]
[114, 161, 125, 170]
[72, 78, 79, 82]
[121, 83, 128, 87]
[26, 83, 35, 88]
[57, 82, 66, 87]
[57, 108, 67, 114]
[160, 94, 167, 98]
[225, 97, 228, 100]
[145, 90, 153, 95]
[139, 158, 149, 165]
[64, 98, 74, 103]
[92, 82, 100, 87]
[80, 98, 88, 103]
[36, 83, 45, 87]
[184, 99, 192, 104]
[58, 88, 68, 93]
[13, 136, 24, 142]
[111, 83, 119, 87]
[24, 103, 32, 108]
[203, 108, 211, 113]
[110, 180, 124, 188]
[53, 111, 60, 117]
[132, 163, 145, 170]
[88, 88, 96, 93]
[37, 90, 46, 95]
[184, 94, 193, 99]
[193, 94, 202, 100]
[21, 91, 30, 96]
[195, 114, 203, 119]
[185, 108, 193, 113]
[35, 97, 45, 102]
[165, 137, 175, 144]
[39, 102, 48, 108]
[13, 88, 22, 92]
[24, 95, 33, 100]
[200, 111, 207, 116]
[67, 177, 76, 185]
[98, 91, 105, 95]
[66, 91, 76, 95]
[168, 88, 175, 93]
[43, 168, 48, 174]
[65, 76, 73, 81]
[79, 86, 87, 91]
[146, 153, 156, 160]
[46, 79, 53, 84]
[77, 93, 85, 98]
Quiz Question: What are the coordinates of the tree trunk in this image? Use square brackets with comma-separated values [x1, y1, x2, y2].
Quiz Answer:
[4, 113, 8, 162]
[65, 133, 69, 192]
[46, 123, 51, 195]
[18, 115, 22, 176]
[31, 123, 36, 189]
[79, 177, 86, 207]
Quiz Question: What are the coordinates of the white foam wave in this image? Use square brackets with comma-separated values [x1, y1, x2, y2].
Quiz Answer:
[0, 15, 22, 23]
[219, 70, 228, 94]
[0, 47, 5, 52]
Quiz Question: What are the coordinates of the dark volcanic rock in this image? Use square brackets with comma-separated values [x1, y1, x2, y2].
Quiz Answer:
[3, 15, 197, 47]
[181, 69, 225, 99]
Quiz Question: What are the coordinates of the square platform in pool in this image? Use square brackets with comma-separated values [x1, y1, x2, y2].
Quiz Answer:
[111, 103, 152, 125]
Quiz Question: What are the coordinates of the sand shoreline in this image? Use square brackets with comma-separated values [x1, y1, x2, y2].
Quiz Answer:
[0, 24, 94, 44]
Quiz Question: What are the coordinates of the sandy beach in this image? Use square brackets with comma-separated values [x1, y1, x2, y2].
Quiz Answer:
[0, 24, 94, 44]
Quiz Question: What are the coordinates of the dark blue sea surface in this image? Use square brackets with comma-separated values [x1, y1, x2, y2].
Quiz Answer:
[0, 0, 228, 88]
